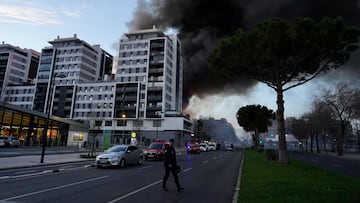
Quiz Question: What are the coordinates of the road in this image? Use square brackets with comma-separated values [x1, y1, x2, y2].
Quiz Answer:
[289, 151, 360, 178]
[0, 150, 242, 203]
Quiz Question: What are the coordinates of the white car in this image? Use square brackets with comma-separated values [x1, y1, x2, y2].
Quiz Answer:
[199, 143, 209, 152]
[95, 145, 143, 168]
[208, 143, 216, 151]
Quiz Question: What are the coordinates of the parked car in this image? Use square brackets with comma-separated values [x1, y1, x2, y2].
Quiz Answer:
[208, 143, 216, 151]
[144, 141, 168, 161]
[0, 136, 20, 148]
[199, 143, 209, 152]
[186, 142, 201, 154]
[95, 145, 143, 168]
[0, 136, 6, 147]
[6, 137, 20, 147]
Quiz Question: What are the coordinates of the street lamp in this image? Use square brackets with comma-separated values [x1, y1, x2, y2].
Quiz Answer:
[40, 69, 66, 163]
[122, 113, 126, 144]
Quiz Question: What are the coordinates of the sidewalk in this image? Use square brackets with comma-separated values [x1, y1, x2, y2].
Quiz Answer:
[0, 153, 89, 170]
[0, 146, 187, 170]
[0, 146, 99, 170]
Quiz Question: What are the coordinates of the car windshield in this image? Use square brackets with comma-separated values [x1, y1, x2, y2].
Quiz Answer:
[106, 146, 127, 152]
[148, 143, 163, 149]
[200, 144, 207, 147]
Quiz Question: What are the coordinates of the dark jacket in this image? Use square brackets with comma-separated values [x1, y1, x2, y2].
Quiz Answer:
[163, 144, 177, 167]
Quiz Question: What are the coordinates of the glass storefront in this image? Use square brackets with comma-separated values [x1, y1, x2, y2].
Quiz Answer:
[0, 103, 70, 146]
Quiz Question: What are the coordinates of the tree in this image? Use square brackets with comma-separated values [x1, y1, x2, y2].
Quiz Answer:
[208, 17, 360, 164]
[320, 83, 360, 156]
[291, 117, 310, 152]
[303, 99, 334, 154]
[236, 105, 274, 150]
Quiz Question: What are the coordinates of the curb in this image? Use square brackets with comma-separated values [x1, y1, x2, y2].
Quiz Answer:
[0, 159, 93, 171]
[232, 151, 244, 203]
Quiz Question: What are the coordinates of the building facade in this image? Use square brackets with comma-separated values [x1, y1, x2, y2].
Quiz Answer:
[1, 30, 192, 148]
[0, 42, 39, 108]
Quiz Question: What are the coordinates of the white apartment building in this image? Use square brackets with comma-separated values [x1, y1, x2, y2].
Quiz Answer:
[1, 30, 192, 148]
[33, 34, 113, 118]
[0, 42, 39, 107]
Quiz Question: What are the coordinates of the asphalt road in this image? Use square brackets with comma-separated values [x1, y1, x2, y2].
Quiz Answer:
[0, 150, 243, 203]
[289, 151, 360, 178]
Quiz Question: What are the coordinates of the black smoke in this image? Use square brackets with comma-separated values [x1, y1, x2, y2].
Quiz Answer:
[127, 0, 360, 107]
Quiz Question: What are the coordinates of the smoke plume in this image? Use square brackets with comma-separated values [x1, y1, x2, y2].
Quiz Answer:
[127, 0, 360, 108]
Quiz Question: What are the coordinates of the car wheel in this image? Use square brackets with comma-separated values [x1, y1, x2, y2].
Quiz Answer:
[119, 159, 126, 167]
[137, 156, 143, 165]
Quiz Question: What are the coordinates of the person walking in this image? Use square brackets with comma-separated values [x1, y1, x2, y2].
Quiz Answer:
[162, 138, 184, 192]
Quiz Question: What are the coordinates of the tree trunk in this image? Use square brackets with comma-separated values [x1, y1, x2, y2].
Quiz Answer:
[252, 134, 258, 150]
[315, 132, 321, 153]
[338, 121, 346, 156]
[323, 132, 327, 155]
[310, 133, 314, 153]
[276, 87, 289, 164]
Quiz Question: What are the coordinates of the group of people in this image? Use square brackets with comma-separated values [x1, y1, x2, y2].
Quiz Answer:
[162, 138, 184, 192]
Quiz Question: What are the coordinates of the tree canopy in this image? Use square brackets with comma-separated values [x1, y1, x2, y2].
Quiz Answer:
[208, 17, 360, 163]
[236, 104, 274, 150]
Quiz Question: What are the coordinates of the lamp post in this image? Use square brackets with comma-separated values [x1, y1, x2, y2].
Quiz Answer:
[40, 68, 65, 163]
[122, 113, 126, 144]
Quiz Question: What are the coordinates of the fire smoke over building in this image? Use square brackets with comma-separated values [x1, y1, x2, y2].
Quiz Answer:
[127, 0, 360, 109]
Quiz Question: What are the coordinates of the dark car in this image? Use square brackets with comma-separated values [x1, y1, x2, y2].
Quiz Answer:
[144, 141, 168, 161]
[186, 142, 201, 154]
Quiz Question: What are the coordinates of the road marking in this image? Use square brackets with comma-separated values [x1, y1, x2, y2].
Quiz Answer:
[183, 167, 192, 172]
[0, 176, 10, 180]
[138, 165, 153, 170]
[108, 179, 163, 203]
[14, 170, 37, 175]
[203, 160, 209, 164]
[0, 175, 109, 201]
[213, 157, 218, 159]
[109, 167, 193, 202]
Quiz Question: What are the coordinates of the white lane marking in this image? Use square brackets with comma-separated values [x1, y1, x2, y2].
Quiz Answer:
[109, 167, 193, 202]
[213, 157, 218, 159]
[0, 175, 109, 201]
[14, 170, 37, 175]
[203, 160, 209, 164]
[0, 176, 10, 180]
[10, 170, 52, 179]
[333, 164, 343, 167]
[138, 165, 153, 170]
[108, 179, 163, 203]
[183, 167, 192, 173]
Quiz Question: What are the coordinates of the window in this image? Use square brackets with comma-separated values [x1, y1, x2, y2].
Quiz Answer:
[105, 121, 112, 126]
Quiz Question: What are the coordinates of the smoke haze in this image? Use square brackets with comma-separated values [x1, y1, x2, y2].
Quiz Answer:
[127, 0, 360, 108]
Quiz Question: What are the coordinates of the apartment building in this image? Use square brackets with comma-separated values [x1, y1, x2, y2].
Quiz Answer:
[70, 27, 190, 147]
[0, 42, 39, 107]
[2, 30, 191, 148]
[32, 34, 113, 117]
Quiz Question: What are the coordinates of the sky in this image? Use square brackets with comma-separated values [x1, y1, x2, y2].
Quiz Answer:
[1, 0, 357, 140]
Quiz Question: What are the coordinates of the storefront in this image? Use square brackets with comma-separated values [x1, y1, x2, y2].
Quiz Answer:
[0, 103, 89, 146]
